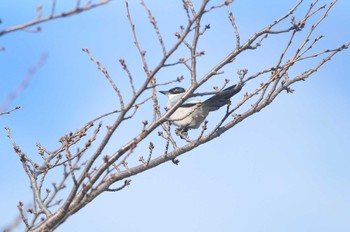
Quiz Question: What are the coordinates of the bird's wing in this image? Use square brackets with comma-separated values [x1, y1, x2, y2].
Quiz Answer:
[180, 98, 201, 108]
[180, 102, 198, 108]
[203, 84, 242, 111]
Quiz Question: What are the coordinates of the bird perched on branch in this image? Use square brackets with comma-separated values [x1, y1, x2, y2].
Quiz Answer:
[160, 84, 242, 133]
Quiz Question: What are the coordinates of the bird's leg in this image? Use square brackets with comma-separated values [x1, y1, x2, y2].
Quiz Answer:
[175, 127, 189, 140]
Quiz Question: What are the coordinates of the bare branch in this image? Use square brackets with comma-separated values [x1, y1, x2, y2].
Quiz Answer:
[141, 0, 167, 56]
[125, 0, 151, 77]
[119, 59, 136, 96]
[0, 106, 20, 116]
[82, 48, 125, 109]
[145, 76, 184, 89]
[106, 179, 131, 192]
[51, 0, 57, 16]
[190, 0, 209, 84]
[0, 53, 48, 112]
[17, 202, 30, 230]
[227, 3, 240, 49]
[0, 0, 111, 37]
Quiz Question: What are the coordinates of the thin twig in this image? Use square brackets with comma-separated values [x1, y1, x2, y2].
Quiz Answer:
[119, 59, 136, 95]
[106, 179, 131, 192]
[0, 0, 111, 36]
[82, 48, 125, 109]
[0, 53, 48, 112]
[125, 0, 151, 77]
[141, 0, 167, 56]
[0, 106, 20, 116]
[227, 2, 240, 49]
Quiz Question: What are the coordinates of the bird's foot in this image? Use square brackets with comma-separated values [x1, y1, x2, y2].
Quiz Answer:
[172, 158, 180, 165]
[175, 127, 189, 140]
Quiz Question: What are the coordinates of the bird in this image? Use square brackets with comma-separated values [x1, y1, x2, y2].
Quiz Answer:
[160, 84, 242, 133]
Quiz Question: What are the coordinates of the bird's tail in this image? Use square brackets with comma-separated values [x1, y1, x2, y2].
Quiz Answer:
[205, 83, 243, 111]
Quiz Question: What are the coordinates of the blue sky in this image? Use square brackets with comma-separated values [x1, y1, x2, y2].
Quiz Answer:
[1, 0, 350, 231]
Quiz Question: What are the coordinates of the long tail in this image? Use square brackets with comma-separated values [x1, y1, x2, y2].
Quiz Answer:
[205, 83, 243, 111]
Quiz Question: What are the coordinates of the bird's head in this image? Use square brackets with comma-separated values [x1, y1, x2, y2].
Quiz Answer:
[159, 87, 186, 96]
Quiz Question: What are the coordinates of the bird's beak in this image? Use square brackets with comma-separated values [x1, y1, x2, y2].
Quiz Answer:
[159, 90, 169, 95]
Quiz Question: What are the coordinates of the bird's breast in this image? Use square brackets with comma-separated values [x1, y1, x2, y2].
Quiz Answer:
[169, 104, 209, 129]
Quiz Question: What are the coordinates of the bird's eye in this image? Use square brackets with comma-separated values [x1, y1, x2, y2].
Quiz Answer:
[168, 87, 185, 94]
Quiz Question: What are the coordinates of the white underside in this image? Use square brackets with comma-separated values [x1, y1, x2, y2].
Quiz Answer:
[169, 103, 209, 129]
[166, 93, 210, 129]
